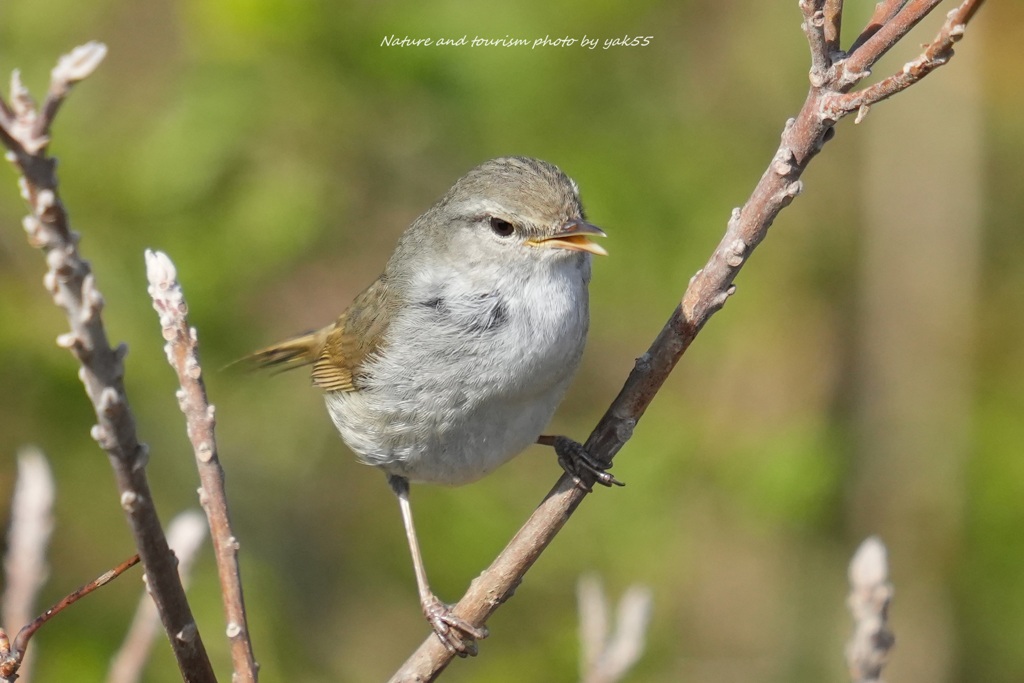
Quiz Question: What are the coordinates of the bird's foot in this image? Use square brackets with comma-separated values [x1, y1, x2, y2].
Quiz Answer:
[422, 593, 488, 657]
[541, 435, 624, 491]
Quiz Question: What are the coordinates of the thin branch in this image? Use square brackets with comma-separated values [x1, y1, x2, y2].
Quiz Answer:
[0, 555, 141, 682]
[2, 447, 56, 683]
[147, 250, 259, 683]
[3, 448, 55, 633]
[108, 511, 209, 683]
[577, 576, 652, 683]
[33, 43, 108, 143]
[824, 0, 985, 121]
[845, 537, 895, 683]
[800, 0, 831, 87]
[1, 71, 37, 156]
[388, 1, 985, 678]
[849, 0, 913, 55]
[13, 555, 141, 658]
[0, 80, 13, 123]
[840, 0, 942, 89]
[577, 576, 607, 679]
[823, 0, 844, 55]
[0, 44, 217, 683]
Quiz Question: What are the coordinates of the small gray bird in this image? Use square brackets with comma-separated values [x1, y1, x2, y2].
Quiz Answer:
[247, 156, 618, 654]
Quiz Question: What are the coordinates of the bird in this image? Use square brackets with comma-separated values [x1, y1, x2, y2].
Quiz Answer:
[245, 156, 618, 654]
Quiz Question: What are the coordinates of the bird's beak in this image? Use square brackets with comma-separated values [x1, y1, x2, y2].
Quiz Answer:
[526, 219, 608, 256]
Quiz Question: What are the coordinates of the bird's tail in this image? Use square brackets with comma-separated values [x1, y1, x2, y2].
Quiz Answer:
[240, 328, 329, 374]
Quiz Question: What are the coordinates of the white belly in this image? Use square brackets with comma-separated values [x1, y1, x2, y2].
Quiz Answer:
[325, 261, 590, 485]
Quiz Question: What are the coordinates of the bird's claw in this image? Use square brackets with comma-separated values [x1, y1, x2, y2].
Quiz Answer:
[422, 594, 488, 657]
[550, 436, 624, 491]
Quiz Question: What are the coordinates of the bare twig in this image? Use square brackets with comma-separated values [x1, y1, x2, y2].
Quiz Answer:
[3, 448, 55, 633]
[826, 0, 985, 118]
[0, 44, 216, 683]
[845, 537, 895, 683]
[823, 0, 844, 55]
[389, 3, 985, 679]
[840, 0, 942, 88]
[147, 250, 259, 683]
[109, 511, 208, 683]
[14, 555, 141, 656]
[0, 555, 140, 682]
[34, 43, 108, 143]
[2, 448, 56, 683]
[849, 0, 910, 55]
[800, 0, 831, 87]
[577, 575, 652, 683]
[847, 0, 942, 73]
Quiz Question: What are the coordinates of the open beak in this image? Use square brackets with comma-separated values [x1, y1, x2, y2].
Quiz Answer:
[527, 219, 608, 256]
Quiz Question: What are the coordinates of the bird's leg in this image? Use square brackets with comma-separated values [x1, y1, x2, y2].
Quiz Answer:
[387, 474, 489, 656]
[537, 435, 624, 490]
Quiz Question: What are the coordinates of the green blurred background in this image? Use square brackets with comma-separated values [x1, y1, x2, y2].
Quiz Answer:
[1, 1, 1022, 681]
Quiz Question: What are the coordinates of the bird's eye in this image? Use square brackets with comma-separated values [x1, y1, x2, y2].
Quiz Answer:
[488, 216, 515, 237]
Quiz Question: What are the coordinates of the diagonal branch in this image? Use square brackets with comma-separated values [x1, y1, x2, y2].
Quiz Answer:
[32, 43, 108, 143]
[388, 1, 986, 679]
[147, 250, 259, 683]
[849, 0, 916, 55]
[108, 512, 209, 683]
[839, 0, 942, 88]
[11, 555, 141, 660]
[0, 555, 141, 682]
[824, 0, 984, 122]
[0, 44, 217, 683]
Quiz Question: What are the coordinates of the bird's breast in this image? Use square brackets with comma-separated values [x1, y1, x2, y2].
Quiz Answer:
[326, 262, 591, 485]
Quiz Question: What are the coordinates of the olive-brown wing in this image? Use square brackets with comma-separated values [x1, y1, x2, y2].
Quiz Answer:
[311, 276, 395, 392]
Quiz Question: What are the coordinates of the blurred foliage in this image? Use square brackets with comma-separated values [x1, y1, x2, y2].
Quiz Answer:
[0, 2, 1022, 682]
